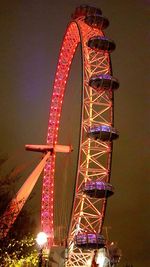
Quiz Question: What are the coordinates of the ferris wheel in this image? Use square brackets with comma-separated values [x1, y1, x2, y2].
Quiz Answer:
[0, 5, 120, 267]
[40, 5, 119, 266]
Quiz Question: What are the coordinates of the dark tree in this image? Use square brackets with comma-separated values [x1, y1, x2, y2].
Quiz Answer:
[0, 157, 38, 266]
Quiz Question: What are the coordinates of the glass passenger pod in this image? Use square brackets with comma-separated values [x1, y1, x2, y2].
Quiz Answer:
[75, 233, 105, 249]
[83, 181, 114, 198]
[87, 36, 116, 52]
[88, 125, 119, 141]
[85, 14, 109, 30]
[89, 74, 119, 91]
[71, 5, 102, 19]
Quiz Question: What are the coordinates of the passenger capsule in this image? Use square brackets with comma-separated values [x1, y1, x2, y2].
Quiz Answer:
[83, 181, 114, 198]
[88, 125, 119, 141]
[75, 232, 105, 249]
[89, 74, 119, 91]
[85, 14, 109, 30]
[72, 5, 102, 19]
[87, 36, 116, 52]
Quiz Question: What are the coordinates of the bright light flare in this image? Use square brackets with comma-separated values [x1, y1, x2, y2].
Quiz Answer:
[36, 232, 47, 246]
[96, 248, 108, 267]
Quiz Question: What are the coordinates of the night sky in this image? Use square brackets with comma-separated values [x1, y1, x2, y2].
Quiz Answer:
[0, 1, 149, 266]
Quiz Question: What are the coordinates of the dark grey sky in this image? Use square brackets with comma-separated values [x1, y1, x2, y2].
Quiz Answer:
[0, 1, 149, 266]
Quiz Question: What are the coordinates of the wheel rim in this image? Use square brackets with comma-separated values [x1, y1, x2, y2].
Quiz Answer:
[41, 11, 118, 266]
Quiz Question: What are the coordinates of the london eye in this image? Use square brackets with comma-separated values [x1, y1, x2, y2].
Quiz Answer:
[0, 5, 119, 267]
[41, 5, 119, 266]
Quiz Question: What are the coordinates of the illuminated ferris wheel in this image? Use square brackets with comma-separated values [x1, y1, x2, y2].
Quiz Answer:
[0, 5, 120, 267]
[40, 5, 119, 266]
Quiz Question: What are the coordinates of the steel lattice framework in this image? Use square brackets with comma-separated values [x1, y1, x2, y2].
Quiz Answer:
[0, 7, 119, 267]
[41, 12, 116, 266]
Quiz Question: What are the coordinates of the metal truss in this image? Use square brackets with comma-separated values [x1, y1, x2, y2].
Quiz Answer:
[0, 152, 50, 239]
[41, 22, 80, 247]
[65, 19, 113, 266]
[0, 9, 116, 267]
[41, 13, 114, 266]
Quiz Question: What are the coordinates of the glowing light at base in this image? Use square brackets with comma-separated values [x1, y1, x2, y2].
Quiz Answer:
[95, 248, 109, 267]
[36, 232, 48, 247]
